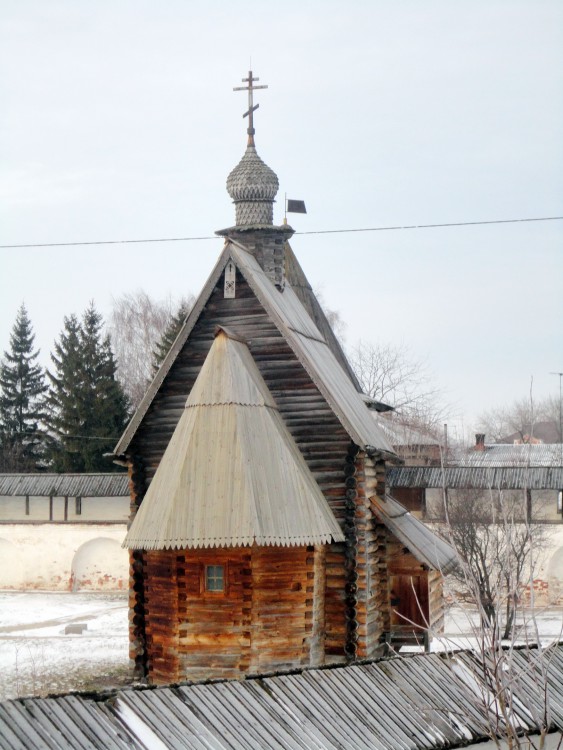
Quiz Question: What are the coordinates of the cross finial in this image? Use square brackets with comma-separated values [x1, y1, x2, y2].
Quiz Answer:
[233, 70, 268, 146]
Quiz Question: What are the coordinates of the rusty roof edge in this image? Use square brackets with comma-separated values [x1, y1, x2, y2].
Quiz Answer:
[113, 243, 233, 457]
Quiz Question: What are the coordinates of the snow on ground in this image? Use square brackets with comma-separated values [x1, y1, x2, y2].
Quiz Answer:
[0, 592, 562, 701]
[431, 605, 563, 652]
[0, 591, 130, 700]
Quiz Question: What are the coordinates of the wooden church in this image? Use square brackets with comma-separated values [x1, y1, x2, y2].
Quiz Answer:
[113, 71, 456, 685]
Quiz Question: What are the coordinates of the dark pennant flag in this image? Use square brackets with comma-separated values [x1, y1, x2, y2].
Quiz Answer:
[287, 199, 307, 214]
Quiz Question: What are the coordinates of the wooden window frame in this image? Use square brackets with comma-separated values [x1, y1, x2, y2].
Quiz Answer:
[201, 563, 228, 597]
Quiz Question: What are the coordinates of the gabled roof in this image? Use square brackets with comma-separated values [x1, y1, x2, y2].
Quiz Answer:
[114, 241, 395, 459]
[372, 494, 457, 573]
[124, 329, 344, 550]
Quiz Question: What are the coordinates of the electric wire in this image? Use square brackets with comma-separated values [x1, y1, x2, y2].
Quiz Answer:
[0, 215, 561, 249]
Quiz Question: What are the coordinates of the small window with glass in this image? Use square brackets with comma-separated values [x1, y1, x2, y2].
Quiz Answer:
[205, 564, 225, 593]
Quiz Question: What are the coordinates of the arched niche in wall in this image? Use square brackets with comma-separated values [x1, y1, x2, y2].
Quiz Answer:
[71, 537, 128, 591]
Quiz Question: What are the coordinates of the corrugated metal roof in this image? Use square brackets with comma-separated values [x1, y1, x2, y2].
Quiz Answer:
[372, 494, 457, 573]
[388, 465, 563, 490]
[458, 444, 562, 467]
[124, 330, 344, 550]
[0, 473, 129, 497]
[1, 645, 562, 749]
[114, 242, 395, 459]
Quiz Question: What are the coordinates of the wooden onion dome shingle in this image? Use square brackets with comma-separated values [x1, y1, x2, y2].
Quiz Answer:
[123, 327, 344, 551]
[226, 146, 279, 227]
[225, 69, 279, 228]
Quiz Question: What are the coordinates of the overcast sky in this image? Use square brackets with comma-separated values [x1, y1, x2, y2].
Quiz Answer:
[1, 0, 562, 438]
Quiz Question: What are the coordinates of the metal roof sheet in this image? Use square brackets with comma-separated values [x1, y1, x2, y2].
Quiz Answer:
[114, 242, 395, 459]
[0, 473, 129, 498]
[372, 494, 457, 573]
[228, 243, 395, 457]
[124, 330, 344, 550]
[284, 244, 361, 390]
[388, 465, 563, 490]
[458, 444, 563, 467]
[2, 645, 562, 749]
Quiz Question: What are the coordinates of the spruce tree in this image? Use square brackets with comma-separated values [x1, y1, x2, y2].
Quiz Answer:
[152, 299, 191, 371]
[0, 304, 47, 471]
[45, 314, 85, 471]
[46, 304, 129, 472]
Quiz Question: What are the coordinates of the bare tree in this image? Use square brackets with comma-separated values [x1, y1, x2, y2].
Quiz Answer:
[108, 291, 194, 410]
[478, 395, 561, 444]
[436, 483, 561, 749]
[349, 340, 452, 434]
[443, 487, 553, 640]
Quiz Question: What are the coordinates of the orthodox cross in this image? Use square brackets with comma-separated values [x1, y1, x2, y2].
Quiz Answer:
[233, 70, 268, 145]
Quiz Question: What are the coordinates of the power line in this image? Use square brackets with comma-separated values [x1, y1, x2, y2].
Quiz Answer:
[298, 215, 563, 236]
[1, 215, 561, 249]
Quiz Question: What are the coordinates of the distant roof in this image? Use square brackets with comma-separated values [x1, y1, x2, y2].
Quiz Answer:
[115, 242, 395, 459]
[498, 421, 561, 445]
[124, 329, 344, 550]
[458, 443, 562, 468]
[388, 465, 563, 490]
[0, 473, 128, 497]
[375, 415, 440, 447]
[2, 644, 562, 749]
[372, 494, 457, 573]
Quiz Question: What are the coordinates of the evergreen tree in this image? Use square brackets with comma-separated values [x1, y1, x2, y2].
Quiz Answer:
[152, 299, 191, 371]
[45, 314, 85, 471]
[0, 304, 47, 471]
[46, 304, 129, 472]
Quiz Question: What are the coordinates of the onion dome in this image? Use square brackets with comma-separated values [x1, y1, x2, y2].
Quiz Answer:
[226, 144, 279, 226]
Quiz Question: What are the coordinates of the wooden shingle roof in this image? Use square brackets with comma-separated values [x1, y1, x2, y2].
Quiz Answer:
[2, 645, 562, 749]
[124, 328, 344, 550]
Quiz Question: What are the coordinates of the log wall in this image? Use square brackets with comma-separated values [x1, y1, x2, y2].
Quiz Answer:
[356, 457, 388, 658]
[141, 545, 315, 684]
[124, 267, 445, 677]
[127, 270, 352, 668]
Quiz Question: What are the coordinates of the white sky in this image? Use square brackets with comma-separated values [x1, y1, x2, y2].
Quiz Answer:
[1, 0, 562, 436]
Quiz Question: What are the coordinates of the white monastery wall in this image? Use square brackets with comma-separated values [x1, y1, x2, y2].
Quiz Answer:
[0, 496, 129, 522]
[0, 524, 128, 591]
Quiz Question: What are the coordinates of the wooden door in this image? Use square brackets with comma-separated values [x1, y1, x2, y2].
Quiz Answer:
[389, 574, 429, 632]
